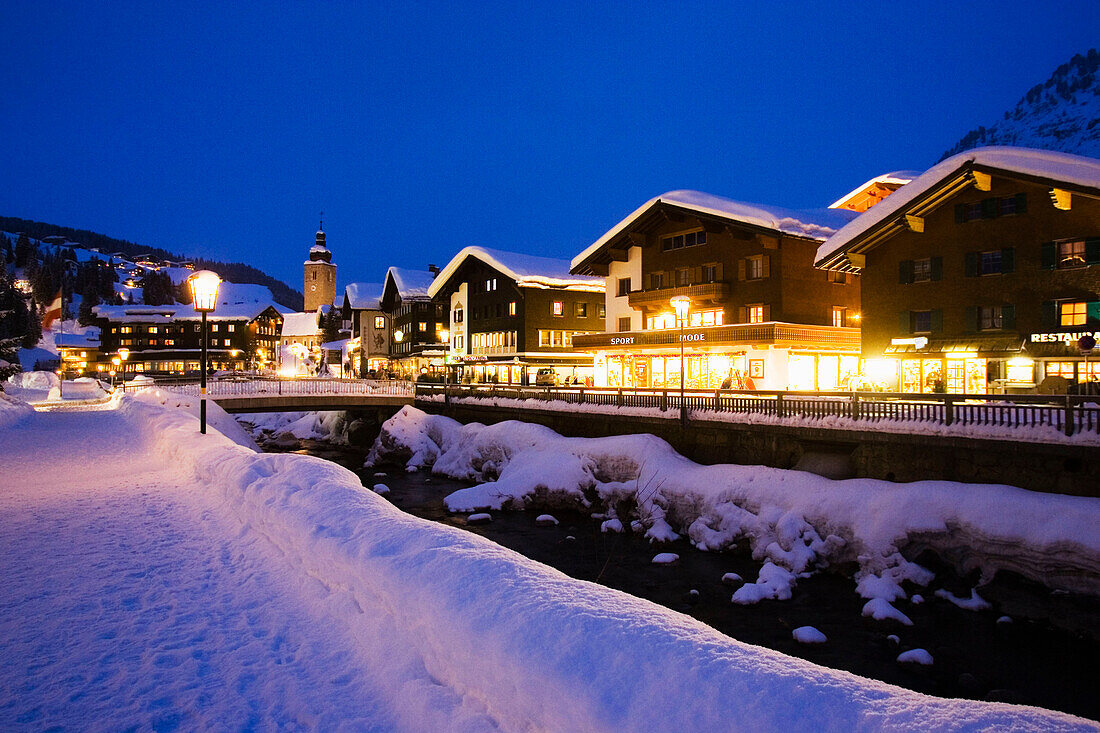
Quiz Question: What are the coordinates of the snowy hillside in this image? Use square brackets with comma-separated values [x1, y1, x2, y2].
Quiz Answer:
[940, 49, 1100, 160]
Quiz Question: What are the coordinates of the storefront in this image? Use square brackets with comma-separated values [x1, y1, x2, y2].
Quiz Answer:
[454, 356, 595, 385]
[876, 332, 1100, 394]
[576, 323, 861, 391]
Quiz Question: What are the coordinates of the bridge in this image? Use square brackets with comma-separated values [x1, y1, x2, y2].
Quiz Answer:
[118, 377, 414, 413]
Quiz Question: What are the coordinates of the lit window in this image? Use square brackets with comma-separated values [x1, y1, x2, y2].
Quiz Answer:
[539, 330, 550, 346]
[375, 316, 385, 329]
[210, 324, 218, 332]
[164, 339, 175, 346]
[748, 305, 764, 324]
[1060, 301, 1087, 326]
[418, 322, 427, 332]
[832, 307, 846, 327]
[598, 303, 605, 318]
[551, 301, 564, 316]
[646, 313, 676, 330]
[575, 302, 587, 317]
[688, 309, 723, 327]
[148, 326, 159, 334]
[1058, 240, 1086, 269]
[551, 331, 563, 347]
[508, 302, 516, 316]
[227, 324, 236, 332]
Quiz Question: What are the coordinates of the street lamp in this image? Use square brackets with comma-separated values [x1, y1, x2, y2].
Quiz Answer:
[671, 295, 691, 428]
[111, 356, 121, 387]
[439, 328, 451, 403]
[187, 270, 222, 434]
[393, 329, 404, 380]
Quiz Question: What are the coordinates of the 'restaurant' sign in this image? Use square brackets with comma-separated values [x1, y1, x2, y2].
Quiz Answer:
[1030, 331, 1100, 343]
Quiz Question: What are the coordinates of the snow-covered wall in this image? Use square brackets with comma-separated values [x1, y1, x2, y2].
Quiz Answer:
[117, 397, 1092, 731]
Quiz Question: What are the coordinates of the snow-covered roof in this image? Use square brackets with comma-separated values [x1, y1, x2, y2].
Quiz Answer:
[428, 246, 604, 298]
[816, 146, 1100, 269]
[828, 171, 921, 210]
[571, 190, 859, 273]
[55, 331, 101, 348]
[343, 282, 384, 310]
[281, 310, 322, 337]
[93, 302, 281, 323]
[385, 267, 436, 300]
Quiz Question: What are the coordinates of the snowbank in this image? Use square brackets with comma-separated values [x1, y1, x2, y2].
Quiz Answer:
[236, 410, 348, 444]
[369, 408, 1100, 609]
[116, 397, 1092, 731]
[0, 391, 35, 429]
[130, 387, 259, 450]
[46, 377, 110, 402]
[4, 370, 60, 402]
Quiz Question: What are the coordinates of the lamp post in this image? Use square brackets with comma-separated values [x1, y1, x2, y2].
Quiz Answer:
[187, 270, 221, 434]
[439, 328, 450, 404]
[671, 296, 691, 428]
[393, 329, 404, 380]
[111, 356, 121, 387]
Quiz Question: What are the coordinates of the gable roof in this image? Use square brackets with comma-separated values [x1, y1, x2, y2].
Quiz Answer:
[343, 282, 384, 311]
[816, 147, 1100, 270]
[280, 310, 322, 337]
[385, 267, 436, 300]
[570, 190, 859, 274]
[427, 246, 604, 299]
[828, 171, 921, 210]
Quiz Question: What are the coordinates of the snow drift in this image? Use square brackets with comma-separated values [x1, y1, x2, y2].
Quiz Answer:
[112, 397, 1092, 731]
[368, 407, 1100, 610]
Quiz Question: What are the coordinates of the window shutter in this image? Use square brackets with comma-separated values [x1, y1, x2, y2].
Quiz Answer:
[694, 266, 702, 283]
[762, 304, 771, 321]
[738, 306, 747, 323]
[899, 311, 911, 334]
[931, 256, 943, 281]
[981, 198, 997, 219]
[898, 260, 912, 284]
[1000, 247, 1015, 274]
[1015, 192, 1027, 213]
[1002, 304, 1016, 330]
[954, 204, 966, 223]
[964, 251, 979, 277]
[1087, 302, 1100, 326]
[1040, 242, 1056, 270]
[1041, 300, 1057, 328]
[930, 309, 943, 333]
[715, 262, 723, 281]
[761, 255, 771, 278]
[737, 260, 746, 281]
[964, 306, 978, 332]
[1086, 238, 1100, 266]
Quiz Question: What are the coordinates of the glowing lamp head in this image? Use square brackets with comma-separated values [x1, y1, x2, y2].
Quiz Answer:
[187, 270, 222, 313]
[439, 328, 450, 344]
[393, 329, 404, 343]
[118, 349, 129, 360]
[671, 295, 691, 322]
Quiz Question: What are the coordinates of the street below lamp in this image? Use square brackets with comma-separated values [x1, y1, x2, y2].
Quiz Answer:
[187, 270, 222, 434]
[671, 295, 691, 428]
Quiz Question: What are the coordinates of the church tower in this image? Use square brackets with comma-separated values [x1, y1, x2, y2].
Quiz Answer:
[304, 220, 337, 313]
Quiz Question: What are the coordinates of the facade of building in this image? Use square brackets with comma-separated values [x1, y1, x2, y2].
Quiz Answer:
[341, 283, 387, 376]
[304, 227, 337, 313]
[379, 267, 444, 378]
[569, 190, 862, 391]
[278, 309, 324, 374]
[815, 147, 1100, 394]
[427, 247, 605, 384]
[95, 303, 282, 376]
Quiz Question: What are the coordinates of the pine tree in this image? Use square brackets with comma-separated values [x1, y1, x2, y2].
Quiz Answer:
[0, 272, 31, 378]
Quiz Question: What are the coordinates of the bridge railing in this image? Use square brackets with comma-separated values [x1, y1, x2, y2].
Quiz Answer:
[117, 376, 415, 398]
[414, 383, 1100, 438]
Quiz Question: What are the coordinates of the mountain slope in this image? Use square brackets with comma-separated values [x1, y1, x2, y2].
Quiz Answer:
[940, 49, 1100, 161]
[0, 216, 303, 310]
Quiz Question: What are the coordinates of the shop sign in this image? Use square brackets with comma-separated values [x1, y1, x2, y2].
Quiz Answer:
[680, 332, 706, 342]
[610, 336, 635, 345]
[1029, 331, 1100, 343]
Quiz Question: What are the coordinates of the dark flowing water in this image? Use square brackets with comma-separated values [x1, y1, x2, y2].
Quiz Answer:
[278, 438, 1100, 721]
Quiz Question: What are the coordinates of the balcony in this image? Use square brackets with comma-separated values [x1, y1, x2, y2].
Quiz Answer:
[627, 281, 730, 309]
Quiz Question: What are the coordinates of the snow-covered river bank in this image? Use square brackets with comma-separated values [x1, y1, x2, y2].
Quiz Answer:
[1, 390, 1097, 730]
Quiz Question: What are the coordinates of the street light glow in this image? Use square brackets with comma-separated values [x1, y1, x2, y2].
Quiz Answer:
[187, 270, 222, 313]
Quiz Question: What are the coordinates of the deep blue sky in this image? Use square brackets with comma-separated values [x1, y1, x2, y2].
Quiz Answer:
[2, 2, 1097, 293]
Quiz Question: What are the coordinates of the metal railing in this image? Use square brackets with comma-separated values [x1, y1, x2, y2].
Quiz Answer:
[414, 383, 1100, 438]
[117, 376, 415, 398]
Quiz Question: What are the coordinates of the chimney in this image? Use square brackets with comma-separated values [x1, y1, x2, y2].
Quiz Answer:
[428, 264, 440, 278]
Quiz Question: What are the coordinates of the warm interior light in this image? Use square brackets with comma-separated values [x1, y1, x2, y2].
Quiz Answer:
[865, 358, 896, 382]
[187, 270, 222, 313]
[439, 328, 450, 343]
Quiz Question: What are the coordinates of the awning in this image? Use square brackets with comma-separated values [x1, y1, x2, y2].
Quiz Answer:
[885, 336, 1024, 356]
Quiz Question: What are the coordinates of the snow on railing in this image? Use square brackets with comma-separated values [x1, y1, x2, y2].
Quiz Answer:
[118, 376, 415, 398]
[414, 383, 1100, 438]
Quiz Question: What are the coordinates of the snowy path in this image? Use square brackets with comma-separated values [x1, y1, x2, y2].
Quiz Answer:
[0, 410, 485, 731]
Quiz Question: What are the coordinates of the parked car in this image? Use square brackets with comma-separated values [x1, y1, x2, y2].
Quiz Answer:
[534, 367, 558, 387]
